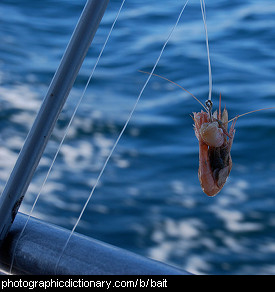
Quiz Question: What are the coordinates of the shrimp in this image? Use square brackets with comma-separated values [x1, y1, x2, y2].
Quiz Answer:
[193, 95, 237, 196]
[139, 70, 275, 196]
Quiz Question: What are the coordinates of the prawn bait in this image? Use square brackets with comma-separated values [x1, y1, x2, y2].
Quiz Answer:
[193, 96, 237, 196]
[139, 70, 275, 196]
[192, 96, 275, 196]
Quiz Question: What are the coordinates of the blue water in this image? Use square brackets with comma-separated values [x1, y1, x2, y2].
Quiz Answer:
[1, 0, 275, 275]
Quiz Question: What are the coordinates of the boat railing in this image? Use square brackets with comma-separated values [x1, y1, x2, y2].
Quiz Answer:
[0, 212, 189, 275]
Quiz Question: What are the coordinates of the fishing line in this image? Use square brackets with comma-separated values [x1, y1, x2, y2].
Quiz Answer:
[9, 0, 126, 274]
[54, 0, 190, 274]
[200, 0, 212, 102]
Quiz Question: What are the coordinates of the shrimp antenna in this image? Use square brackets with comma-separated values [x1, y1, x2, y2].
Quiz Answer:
[139, 71, 275, 123]
[139, 70, 207, 111]
[228, 107, 275, 123]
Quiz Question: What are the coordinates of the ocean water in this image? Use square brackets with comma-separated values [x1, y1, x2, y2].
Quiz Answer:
[1, 0, 275, 275]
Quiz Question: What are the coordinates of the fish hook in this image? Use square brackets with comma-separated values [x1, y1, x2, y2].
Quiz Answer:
[205, 99, 213, 121]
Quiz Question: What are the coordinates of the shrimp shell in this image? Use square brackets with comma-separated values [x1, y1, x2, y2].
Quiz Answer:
[193, 104, 237, 196]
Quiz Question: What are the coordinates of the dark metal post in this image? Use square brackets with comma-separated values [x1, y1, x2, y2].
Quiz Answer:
[0, 0, 109, 243]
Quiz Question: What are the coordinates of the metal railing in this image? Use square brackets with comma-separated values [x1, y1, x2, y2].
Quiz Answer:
[0, 213, 189, 275]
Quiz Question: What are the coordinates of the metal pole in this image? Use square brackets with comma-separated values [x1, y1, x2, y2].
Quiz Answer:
[0, 213, 189, 275]
[0, 0, 109, 243]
